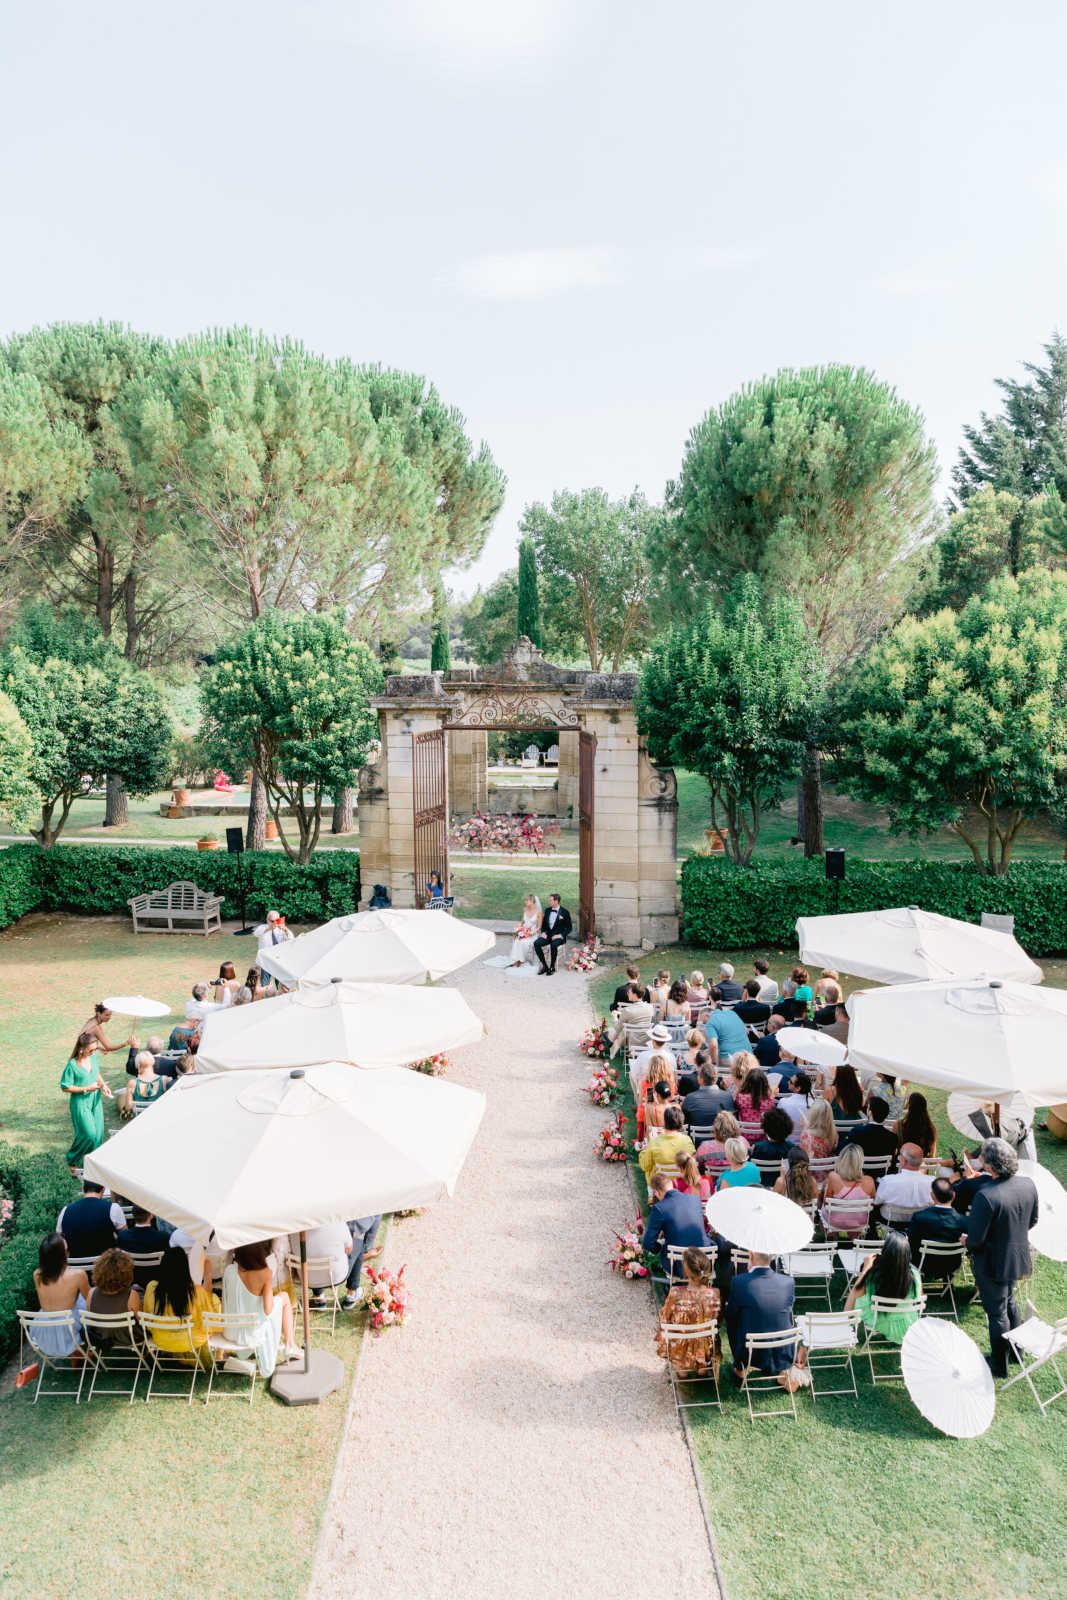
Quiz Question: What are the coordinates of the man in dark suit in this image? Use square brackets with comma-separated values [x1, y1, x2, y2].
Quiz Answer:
[733, 979, 772, 1030]
[716, 963, 744, 1004]
[641, 1173, 706, 1278]
[753, 1016, 784, 1069]
[841, 1096, 901, 1162]
[726, 1254, 797, 1383]
[682, 1064, 735, 1129]
[533, 893, 572, 974]
[612, 965, 650, 1008]
[966, 1138, 1040, 1377]
[909, 1177, 969, 1274]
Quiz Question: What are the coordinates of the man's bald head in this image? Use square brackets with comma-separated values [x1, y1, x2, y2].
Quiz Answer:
[899, 1142, 924, 1171]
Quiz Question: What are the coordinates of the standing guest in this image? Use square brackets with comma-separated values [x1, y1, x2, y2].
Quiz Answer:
[58, 1180, 125, 1258]
[727, 1253, 806, 1392]
[655, 1246, 722, 1377]
[715, 1138, 760, 1191]
[244, 965, 273, 1001]
[966, 1138, 1040, 1377]
[257, 909, 294, 945]
[342, 1215, 383, 1309]
[774, 1147, 819, 1211]
[533, 893, 572, 975]
[31, 1233, 90, 1358]
[642, 1172, 706, 1277]
[894, 1092, 938, 1158]
[845, 1231, 923, 1344]
[828, 1064, 865, 1122]
[695, 1111, 742, 1174]
[60, 1032, 113, 1171]
[908, 1177, 970, 1262]
[875, 1143, 933, 1224]
[733, 980, 772, 1031]
[951, 1149, 996, 1214]
[79, 1003, 131, 1056]
[799, 1098, 839, 1160]
[776, 1069, 815, 1140]
[221, 1242, 301, 1370]
[121, 1050, 167, 1117]
[751, 1108, 794, 1176]
[649, 968, 673, 1015]
[639, 1107, 695, 1179]
[821, 1144, 876, 1234]
[716, 963, 744, 1004]
[143, 1247, 220, 1363]
[86, 1248, 142, 1340]
[753, 1015, 786, 1070]
[841, 1096, 900, 1162]
[612, 965, 650, 1008]
[733, 1065, 776, 1129]
[701, 991, 750, 1068]
[682, 1064, 735, 1128]
[752, 959, 779, 1006]
[675, 1151, 712, 1207]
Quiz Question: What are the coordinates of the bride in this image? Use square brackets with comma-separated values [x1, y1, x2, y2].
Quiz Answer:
[508, 894, 542, 966]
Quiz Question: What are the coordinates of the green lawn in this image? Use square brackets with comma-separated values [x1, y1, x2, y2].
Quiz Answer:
[0, 789, 362, 850]
[590, 949, 1067, 1600]
[0, 916, 382, 1600]
[450, 864, 579, 921]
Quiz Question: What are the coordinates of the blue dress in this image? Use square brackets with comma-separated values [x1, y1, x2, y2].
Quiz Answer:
[31, 1293, 86, 1359]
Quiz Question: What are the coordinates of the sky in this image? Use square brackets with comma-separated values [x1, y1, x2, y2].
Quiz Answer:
[4, 0, 1067, 597]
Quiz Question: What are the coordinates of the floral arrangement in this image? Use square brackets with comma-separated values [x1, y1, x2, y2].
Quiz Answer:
[568, 935, 602, 973]
[450, 810, 556, 855]
[365, 1263, 408, 1332]
[579, 1019, 612, 1060]
[595, 1113, 629, 1162]
[584, 1063, 620, 1105]
[410, 1053, 449, 1077]
[608, 1220, 655, 1279]
[0, 1188, 12, 1258]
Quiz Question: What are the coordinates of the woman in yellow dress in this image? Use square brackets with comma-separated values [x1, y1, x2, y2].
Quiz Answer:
[143, 1247, 220, 1364]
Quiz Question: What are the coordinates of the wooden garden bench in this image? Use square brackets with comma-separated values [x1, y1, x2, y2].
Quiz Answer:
[128, 880, 222, 936]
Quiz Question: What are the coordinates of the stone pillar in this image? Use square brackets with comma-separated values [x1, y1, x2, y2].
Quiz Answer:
[357, 705, 446, 911]
[556, 730, 578, 820]
[448, 729, 488, 815]
[637, 742, 679, 946]
[581, 707, 642, 948]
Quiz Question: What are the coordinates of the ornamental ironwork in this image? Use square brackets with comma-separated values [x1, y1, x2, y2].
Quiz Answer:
[443, 689, 580, 730]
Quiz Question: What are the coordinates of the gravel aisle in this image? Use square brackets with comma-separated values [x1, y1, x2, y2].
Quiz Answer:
[310, 957, 716, 1600]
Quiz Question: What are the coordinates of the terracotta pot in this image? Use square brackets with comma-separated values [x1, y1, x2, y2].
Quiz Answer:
[173, 788, 191, 806]
[197, 839, 219, 851]
[705, 827, 726, 854]
[1047, 1104, 1067, 1141]
[265, 819, 279, 841]
[167, 805, 183, 819]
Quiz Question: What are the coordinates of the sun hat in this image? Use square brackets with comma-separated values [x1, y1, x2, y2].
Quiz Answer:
[650, 1024, 672, 1042]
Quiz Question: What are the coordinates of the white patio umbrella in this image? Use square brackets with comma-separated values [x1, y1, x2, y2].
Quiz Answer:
[85, 1063, 485, 1401]
[257, 908, 495, 987]
[796, 907, 1042, 986]
[901, 1319, 995, 1438]
[705, 1187, 814, 1255]
[196, 979, 485, 1073]
[776, 1027, 847, 1069]
[846, 980, 1067, 1103]
[103, 995, 171, 1017]
[947, 1092, 1035, 1144]
[1018, 1160, 1067, 1263]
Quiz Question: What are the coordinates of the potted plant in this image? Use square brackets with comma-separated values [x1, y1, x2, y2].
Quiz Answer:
[265, 818, 279, 841]
[196, 832, 221, 851]
[704, 826, 726, 854]
[172, 786, 192, 807]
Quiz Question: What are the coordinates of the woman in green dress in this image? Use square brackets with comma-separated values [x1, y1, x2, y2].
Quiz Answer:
[845, 1230, 923, 1343]
[60, 1031, 113, 1172]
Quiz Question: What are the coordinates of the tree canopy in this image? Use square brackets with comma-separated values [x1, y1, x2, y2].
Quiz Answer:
[918, 486, 1067, 613]
[0, 690, 39, 833]
[460, 570, 520, 665]
[953, 332, 1067, 507]
[516, 536, 542, 646]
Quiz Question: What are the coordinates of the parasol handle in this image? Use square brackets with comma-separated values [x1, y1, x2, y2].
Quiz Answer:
[300, 1229, 311, 1375]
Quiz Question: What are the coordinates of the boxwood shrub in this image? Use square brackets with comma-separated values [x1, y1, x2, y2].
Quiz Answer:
[0, 847, 42, 927]
[681, 855, 1067, 956]
[0, 1143, 78, 1367]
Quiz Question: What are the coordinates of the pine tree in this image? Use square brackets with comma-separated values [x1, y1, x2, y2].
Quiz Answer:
[516, 536, 542, 647]
[430, 580, 451, 672]
[953, 332, 1067, 506]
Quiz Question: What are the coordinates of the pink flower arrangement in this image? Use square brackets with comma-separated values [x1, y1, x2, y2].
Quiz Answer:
[608, 1220, 655, 1278]
[365, 1264, 408, 1332]
[596, 1113, 629, 1162]
[568, 935, 602, 973]
[584, 1064, 620, 1106]
[450, 810, 556, 855]
[410, 1053, 449, 1077]
[579, 1019, 612, 1060]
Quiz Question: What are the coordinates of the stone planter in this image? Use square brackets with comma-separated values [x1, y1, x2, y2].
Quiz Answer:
[173, 788, 191, 806]
[167, 805, 183, 819]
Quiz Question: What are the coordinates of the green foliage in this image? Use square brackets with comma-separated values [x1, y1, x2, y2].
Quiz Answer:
[429, 578, 451, 672]
[516, 535, 542, 646]
[521, 487, 657, 670]
[954, 331, 1067, 506]
[0, 692, 40, 833]
[5, 598, 109, 667]
[459, 569, 519, 664]
[680, 854, 1067, 956]
[0, 1142, 78, 1365]
[660, 365, 939, 668]
[201, 611, 383, 863]
[834, 569, 1067, 873]
[0, 845, 41, 925]
[919, 486, 1065, 612]
[637, 575, 822, 863]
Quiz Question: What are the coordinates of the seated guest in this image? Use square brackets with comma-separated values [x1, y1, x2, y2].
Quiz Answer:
[685, 970, 709, 1009]
[821, 1144, 876, 1234]
[775, 1070, 815, 1140]
[638, 1106, 695, 1179]
[828, 1064, 864, 1123]
[184, 982, 224, 1023]
[845, 1230, 923, 1343]
[716, 962, 744, 1004]
[727, 1252, 806, 1392]
[86, 1248, 142, 1342]
[733, 979, 772, 1031]
[865, 1073, 907, 1120]
[231, 986, 254, 1007]
[629, 1025, 677, 1089]
[841, 1096, 900, 1161]
[751, 1107, 794, 1177]
[116, 1207, 171, 1285]
[695, 1111, 742, 1174]
[644, 1078, 681, 1137]
[791, 966, 814, 1015]
[609, 985, 655, 1059]
[682, 1063, 735, 1128]
[875, 1143, 933, 1224]
[908, 1177, 969, 1266]
[818, 1001, 850, 1046]
[675, 1151, 712, 1207]
[813, 970, 842, 1007]
[894, 1092, 938, 1158]
[702, 993, 751, 1069]
[661, 978, 692, 1026]
[634, 1050, 678, 1130]
[799, 1097, 839, 1160]
[733, 1065, 776, 1130]
[612, 965, 650, 1009]
[752, 958, 779, 1005]
[168, 1017, 200, 1053]
[648, 968, 672, 1014]
[124, 1033, 166, 1077]
[774, 1146, 819, 1212]
[951, 1149, 996, 1214]
[58, 1180, 125, 1259]
[121, 1049, 167, 1117]
[244, 965, 273, 1002]
[655, 1246, 722, 1377]
[642, 1172, 706, 1277]
[753, 1015, 786, 1070]
[143, 1246, 221, 1362]
[681, 1028, 707, 1072]
[223, 1241, 302, 1373]
[31, 1232, 90, 1357]
[715, 1137, 760, 1191]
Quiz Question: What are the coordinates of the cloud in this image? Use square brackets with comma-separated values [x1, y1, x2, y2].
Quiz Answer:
[451, 247, 622, 299]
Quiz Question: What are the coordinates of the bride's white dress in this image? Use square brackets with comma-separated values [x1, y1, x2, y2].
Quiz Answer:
[509, 908, 540, 965]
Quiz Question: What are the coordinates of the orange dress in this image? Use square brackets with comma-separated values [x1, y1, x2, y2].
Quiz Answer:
[656, 1283, 722, 1375]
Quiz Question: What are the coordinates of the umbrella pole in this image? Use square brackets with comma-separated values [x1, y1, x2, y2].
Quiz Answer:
[300, 1229, 311, 1375]
[993, 1102, 1002, 1138]
[271, 1228, 343, 1404]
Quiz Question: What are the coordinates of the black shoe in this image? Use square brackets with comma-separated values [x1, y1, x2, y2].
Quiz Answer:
[984, 1354, 1008, 1379]
[537, 966, 549, 976]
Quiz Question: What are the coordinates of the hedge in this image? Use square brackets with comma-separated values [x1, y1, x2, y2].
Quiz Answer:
[0, 844, 361, 929]
[0, 1143, 78, 1367]
[681, 855, 1067, 957]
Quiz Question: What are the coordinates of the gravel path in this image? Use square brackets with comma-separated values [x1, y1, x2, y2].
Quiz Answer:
[310, 955, 717, 1600]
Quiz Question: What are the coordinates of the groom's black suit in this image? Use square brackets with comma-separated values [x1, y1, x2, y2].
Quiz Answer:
[533, 903, 573, 972]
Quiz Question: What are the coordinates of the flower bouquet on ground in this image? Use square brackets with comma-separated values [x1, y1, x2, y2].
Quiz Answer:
[410, 1053, 449, 1077]
[584, 1064, 620, 1106]
[365, 1264, 408, 1332]
[579, 1018, 612, 1060]
[596, 1112, 630, 1162]
[608, 1220, 656, 1279]
[568, 935, 602, 973]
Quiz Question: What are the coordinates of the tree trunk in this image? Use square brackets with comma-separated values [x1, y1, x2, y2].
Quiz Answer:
[246, 770, 267, 851]
[104, 775, 128, 827]
[123, 568, 139, 661]
[331, 787, 355, 834]
[795, 777, 805, 844]
[801, 744, 824, 859]
[95, 536, 115, 636]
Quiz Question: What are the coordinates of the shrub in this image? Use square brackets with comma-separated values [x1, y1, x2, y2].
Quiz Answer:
[0, 1142, 77, 1366]
[681, 855, 1067, 957]
[0, 847, 41, 927]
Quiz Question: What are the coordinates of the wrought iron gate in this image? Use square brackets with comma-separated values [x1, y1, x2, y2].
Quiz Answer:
[578, 729, 596, 940]
[412, 730, 448, 908]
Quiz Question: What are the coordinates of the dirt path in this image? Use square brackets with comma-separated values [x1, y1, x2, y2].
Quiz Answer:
[310, 955, 716, 1600]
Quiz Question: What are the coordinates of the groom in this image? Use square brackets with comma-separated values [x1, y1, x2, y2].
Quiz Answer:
[533, 893, 573, 975]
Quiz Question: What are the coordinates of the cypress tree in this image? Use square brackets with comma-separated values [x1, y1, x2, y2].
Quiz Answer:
[516, 536, 542, 647]
[430, 580, 451, 672]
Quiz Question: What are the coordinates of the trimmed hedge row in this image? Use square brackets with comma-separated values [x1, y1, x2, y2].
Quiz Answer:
[681, 855, 1067, 956]
[0, 1143, 78, 1367]
[0, 843, 361, 929]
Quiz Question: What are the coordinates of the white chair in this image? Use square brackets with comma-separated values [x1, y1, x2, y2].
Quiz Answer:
[832, 1118, 867, 1135]
[807, 1156, 837, 1184]
[859, 1294, 926, 1383]
[915, 1239, 968, 1320]
[688, 1124, 716, 1147]
[202, 1311, 265, 1403]
[666, 1244, 717, 1282]
[66, 1255, 99, 1275]
[794, 1308, 862, 1399]
[286, 1254, 348, 1335]
[836, 1238, 884, 1289]
[738, 1122, 763, 1143]
[81, 1313, 146, 1404]
[753, 1159, 784, 1186]
[819, 1195, 875, 1239]
[1000, 1301, 1067, 1416]
[126, 1251, 164, 1287]
[140, 1314, 202, 1402]
[739, 1329, 802, 1422]
[780, 1244, 836, 1309]
[659, 1318, 722, 1415]
[861, 1155, 893, 1180]
[15, 1310, 95, 1403]
[729, 1248, 751, 1274]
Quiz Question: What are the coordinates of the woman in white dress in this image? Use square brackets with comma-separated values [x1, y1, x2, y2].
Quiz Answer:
[508, 894, 542, 967]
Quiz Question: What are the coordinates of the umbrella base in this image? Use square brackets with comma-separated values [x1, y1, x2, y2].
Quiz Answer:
[270, 1349, 345, 1406]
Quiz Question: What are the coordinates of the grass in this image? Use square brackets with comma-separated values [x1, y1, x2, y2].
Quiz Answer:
[590, 948, 1067, 1600]
[0, 915, 385, 1600]
[0, 789, 362, 850]
[450, 864, 579, 921]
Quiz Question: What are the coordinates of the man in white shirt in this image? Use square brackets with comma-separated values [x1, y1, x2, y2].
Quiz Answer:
[255, 909, 294, 945]
[875, 1143, 933, 1224]
[184, 982, 225, 1023]
[292, 1222, 353, 1306]
[753, 959, 779, 1005]
[629, 1024, 676, 1091]
[775, 1068, 813, 1139]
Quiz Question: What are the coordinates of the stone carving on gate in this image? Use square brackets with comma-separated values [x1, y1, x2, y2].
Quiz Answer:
[444, 689, 580, 731]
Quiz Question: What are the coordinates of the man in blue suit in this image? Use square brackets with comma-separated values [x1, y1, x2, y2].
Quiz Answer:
[642, 1172, 706, 1278]
[726, 1253, 797, 1383]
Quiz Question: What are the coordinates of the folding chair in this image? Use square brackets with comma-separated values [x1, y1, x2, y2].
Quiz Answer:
[754, 1159, 784, 1187]
[1001, 1302, 1067, 1416]
[836, 1238, 884, 1291]
[140, 1314, 202, 1402]
[739, 1329, 802, 1421]
[660, 1318, 722, 1414]
[126, 1251, 164, 1290]
[780, 1244, 836, 1309]
[794, 1308, 862, 1399]
[738, 1123, 763, 1144]
[666, 1244, 717, 1282]
[807, 1157, 837, 1185]
[861, 1155, 893, 1181]
[832, 1118, 867, 1136]
[202, 1312, 265, 1403]
[859, 1294, 926, 1383]
[285, 1254, 347, 1335]
[688, 1124, 716, 1147]
[81, 1313, 146, 1403]
[915, 1240, 968, 1320]
[819, 1196, 875, 1241]
[66, 1255, 99, 1275]
[729, 1248, 751, 1274]
[15, 1310, 96, 1403]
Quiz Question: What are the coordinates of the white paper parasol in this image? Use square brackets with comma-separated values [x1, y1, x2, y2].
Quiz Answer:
[796, 906, 1042, 985]
[1018, 1160, 1067, 1262]
[103, 995, 171, 1017]
[257, 908, 495, 987]
[901, 1319, 995, 1437]
[776, 1027, 847, 1069]
[947, 1092, 1034, 1144]
[705, 1187, 814, 1254]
